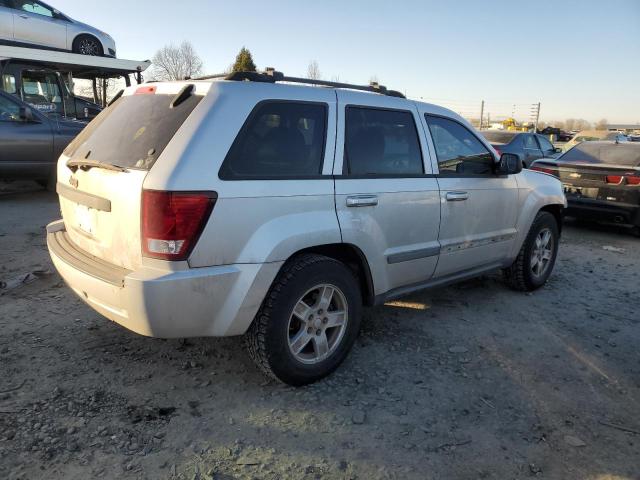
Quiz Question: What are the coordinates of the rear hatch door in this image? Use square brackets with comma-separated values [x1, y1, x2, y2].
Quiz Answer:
[57, 84, 205, 270]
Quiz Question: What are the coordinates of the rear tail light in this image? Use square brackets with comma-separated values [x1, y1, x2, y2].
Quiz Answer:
[142, 190, 216, 261]
[605, 175, 640, 185]
[606, 176, 623, 184]
[626, 175, 640, 185]
[530, 165, 559, 177]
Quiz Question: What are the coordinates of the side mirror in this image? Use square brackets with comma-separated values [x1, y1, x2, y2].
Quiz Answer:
[19, 106, 34, 122]
[497, 153, 523, 175]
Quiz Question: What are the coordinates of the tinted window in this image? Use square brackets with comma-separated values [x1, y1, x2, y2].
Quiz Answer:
[538, 135, 554, 152]
[345, 107, 423, 175]
[0, 94, 21, 122]
[426, 115, 494, 175]
[480, 131, 517, 144]
[220, 101, 327, 179]
[523, 135, 539, 149]
[562, 143, 640, 167]
[64, 93, 203, 170]
[15, 1, 53, 17]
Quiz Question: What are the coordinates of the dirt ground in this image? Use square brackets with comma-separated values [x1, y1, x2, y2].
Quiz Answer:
[1, 182, 639, 480]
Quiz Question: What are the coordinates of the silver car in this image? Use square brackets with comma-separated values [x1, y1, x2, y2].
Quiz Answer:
[46, 72, 566, 386]
[0, 0, 116, 57]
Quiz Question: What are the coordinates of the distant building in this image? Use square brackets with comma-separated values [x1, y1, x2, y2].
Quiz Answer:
[607, 124, 640, 133]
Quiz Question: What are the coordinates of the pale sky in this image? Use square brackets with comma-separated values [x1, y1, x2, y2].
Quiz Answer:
[52, 0, 640, 123]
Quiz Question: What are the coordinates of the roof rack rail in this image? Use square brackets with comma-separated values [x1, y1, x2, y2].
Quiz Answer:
[191, 68, 405, 98]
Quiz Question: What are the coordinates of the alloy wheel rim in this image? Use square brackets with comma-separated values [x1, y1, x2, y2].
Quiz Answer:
[79, 39, 100, 56]
[531, 228, 554, 278]
[287, 284, 348, 365]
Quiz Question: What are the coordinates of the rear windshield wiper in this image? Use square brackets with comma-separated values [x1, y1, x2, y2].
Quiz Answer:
[66, 159, 128, 173]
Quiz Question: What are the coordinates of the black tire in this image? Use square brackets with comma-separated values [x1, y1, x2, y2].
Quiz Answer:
[503, 211, 559, 291]
[72, 35, 104, 56]
[245, 254, 362, 386]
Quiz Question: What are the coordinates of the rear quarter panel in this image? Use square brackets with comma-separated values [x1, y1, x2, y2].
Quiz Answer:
[143, 82, 341, 267]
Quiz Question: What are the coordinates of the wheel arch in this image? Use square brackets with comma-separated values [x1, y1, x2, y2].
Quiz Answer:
[285, 243, 375, 307]
[540, 203, 564, 236]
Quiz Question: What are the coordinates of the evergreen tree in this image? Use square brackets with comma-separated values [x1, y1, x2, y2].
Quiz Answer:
[231, 47, 257, 72]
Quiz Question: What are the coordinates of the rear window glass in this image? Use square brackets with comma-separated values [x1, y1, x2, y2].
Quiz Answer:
[219, 101, 327, 179]
[64, 93, 202, 170]
[562, 143, 640, 166]
[480, 131, 517, 144]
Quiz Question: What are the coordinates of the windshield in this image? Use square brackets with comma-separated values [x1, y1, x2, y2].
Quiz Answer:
[63, 92, 203, 170]
[480, 131, 517, 144]
[561, 143, 640, 167]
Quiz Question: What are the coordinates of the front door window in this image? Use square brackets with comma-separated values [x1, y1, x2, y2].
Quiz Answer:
[21, 71, 65, 117]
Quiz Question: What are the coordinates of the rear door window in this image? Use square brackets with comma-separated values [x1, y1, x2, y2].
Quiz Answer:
[64, 92, 203, 170]
[523, 135, 539, 150]
[220, 101, 328, 179]
[344, 107, 423, 175]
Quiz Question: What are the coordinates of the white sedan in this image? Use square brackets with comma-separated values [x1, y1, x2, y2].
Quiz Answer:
[0, 0, 116, 57]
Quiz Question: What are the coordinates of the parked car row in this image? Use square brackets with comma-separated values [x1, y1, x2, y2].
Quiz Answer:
[480, 131, 562, 168]
[562, 129, 628, 151]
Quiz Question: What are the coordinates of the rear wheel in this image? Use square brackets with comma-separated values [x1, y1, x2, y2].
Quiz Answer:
[73, 35, 103, 56]
[503, 211, 559, 291]
[245, 254, 362, 386]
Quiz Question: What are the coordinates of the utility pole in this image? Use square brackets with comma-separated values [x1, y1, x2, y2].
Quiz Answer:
[530, 102, 541, 132]
[479, 100, 485, 130]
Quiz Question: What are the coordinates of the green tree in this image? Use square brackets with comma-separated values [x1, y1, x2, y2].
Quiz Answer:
[231, 47, 257, 73]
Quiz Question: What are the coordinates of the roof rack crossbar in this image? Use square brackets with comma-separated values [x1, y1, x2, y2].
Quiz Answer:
[191, 69, 405, 98]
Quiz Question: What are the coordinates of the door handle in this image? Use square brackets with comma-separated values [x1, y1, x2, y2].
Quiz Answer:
[19, 14, 29, 19]
[346, 195, 378, 207]
[446, 191, 469, 202]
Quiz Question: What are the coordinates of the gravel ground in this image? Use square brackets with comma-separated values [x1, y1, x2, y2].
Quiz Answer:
[1, 182, 639, 480]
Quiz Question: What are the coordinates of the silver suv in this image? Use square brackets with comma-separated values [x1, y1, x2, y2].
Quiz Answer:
[47, 71, 566, 386]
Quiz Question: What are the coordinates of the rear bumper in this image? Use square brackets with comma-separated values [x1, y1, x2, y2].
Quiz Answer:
[47, 220, 282, 338]
[566, 197, 640, 226]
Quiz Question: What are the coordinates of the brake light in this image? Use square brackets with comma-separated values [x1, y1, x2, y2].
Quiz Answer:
[135, 85, 157, 95]
[530, 165, 558, 177]
[142, 190, 216, 261]
[606, 176, 623, 184]
[626, 175, 640, 185]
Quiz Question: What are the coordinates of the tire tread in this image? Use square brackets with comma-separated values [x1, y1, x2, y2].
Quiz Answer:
[244, 253, 349, 381]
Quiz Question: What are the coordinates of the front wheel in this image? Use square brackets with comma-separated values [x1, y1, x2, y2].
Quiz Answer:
[245, 254, 362, 386]
[73, 35, 103, 56]
[503, 211, 559, 291]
